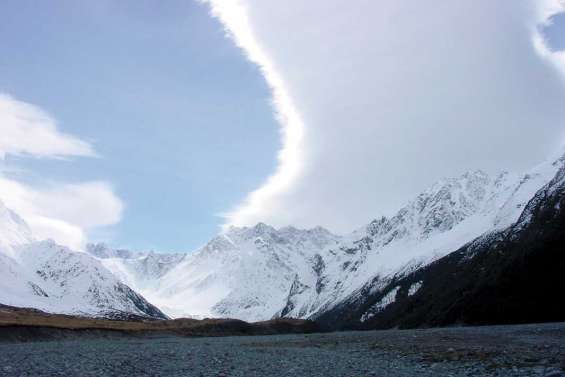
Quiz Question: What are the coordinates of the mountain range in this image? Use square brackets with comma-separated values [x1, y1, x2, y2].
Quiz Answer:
[1, 151, 563, 328]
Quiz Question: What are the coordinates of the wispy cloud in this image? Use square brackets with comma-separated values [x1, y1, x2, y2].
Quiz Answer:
[206, 0, 565, 232]
[0, 94, 96, 159]
[0, 94, 122, 248]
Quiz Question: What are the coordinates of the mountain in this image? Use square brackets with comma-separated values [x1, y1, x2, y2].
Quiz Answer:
[0, 199, 34, 255]
[0, 200, 167, 320]
[276, 157, 562, 321]
[90, 225, 340, 320]
[25, 151, 564, 327]
[278, 154, 565, 325]
[85, 243, 185, 291]
[316, 155, 565, 329]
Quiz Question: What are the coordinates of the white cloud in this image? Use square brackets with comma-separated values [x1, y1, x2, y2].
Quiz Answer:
[207, 0, 565, 232]
[0, 177, 123, 249]
[533, 1, 565, 81]
[0, 93, 96, 159]
[0, 95, 122, 249]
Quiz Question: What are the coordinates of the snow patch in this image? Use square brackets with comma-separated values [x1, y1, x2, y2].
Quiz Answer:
[360, 286, 400, 322]
[408, 281, 423, 296]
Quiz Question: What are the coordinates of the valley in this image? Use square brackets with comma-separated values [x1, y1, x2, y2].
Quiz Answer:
[1, 322, 563, 376]
[1, 152, 564, 331]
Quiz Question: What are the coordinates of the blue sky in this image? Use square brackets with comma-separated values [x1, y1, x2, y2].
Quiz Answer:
[545, 12, 565, 51]
[0, 0, 279, 251]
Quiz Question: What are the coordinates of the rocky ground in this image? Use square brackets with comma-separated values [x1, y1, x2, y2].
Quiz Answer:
[0, 322, 564, 376]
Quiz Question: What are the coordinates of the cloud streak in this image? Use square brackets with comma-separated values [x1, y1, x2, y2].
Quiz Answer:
[207, 0, 565, 233]
[202, 0, 306, 228]
[0, 94, 96, 159]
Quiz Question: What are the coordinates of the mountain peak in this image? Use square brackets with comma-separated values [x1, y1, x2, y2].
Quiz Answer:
[252, 222, 276, 234]
[0, 199, 34, 251]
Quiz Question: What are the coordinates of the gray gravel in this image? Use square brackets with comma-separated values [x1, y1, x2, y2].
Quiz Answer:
[0, 322, 564, 376]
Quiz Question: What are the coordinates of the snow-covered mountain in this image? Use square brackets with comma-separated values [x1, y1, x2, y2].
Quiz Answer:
[5, 152, 563, 325]
[88, 152, 565, 323]
[90, 225, 340, 320]
[279, 154, 565, 320]
[316, 156, 565, 329]
[0, 200, 34, 255]
[85, 243, 185, 292]
[0, 200, 167, 320]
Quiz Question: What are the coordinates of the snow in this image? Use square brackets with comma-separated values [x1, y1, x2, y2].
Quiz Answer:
[408, 281, 423, 296]
[360, 286, 400, 322]
[86, 245, 185, 292]
[116, 225, 341, 320]
[0, 200, 34, 258]
[0, 203, 164, 318]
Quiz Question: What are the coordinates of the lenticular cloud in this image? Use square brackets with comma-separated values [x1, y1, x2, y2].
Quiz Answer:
[207, 0, 565, 233]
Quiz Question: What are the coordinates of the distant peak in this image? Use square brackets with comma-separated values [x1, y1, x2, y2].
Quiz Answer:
[310, 225, 331, 233]
[248, 222, 277, 236]
[86, 242, 109, 250]
[223, 222, 275, 234]
[369, 216, 387, 225]
[85, 242, 113, 258]
[461, 169, 488, 179]
[279, 225, 299, 232]
[0, 198, 35, 248]
[366, 217, 389, 236]
[253, 222, 273, 230]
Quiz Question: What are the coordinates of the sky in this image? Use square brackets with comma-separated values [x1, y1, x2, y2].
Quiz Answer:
[1, 1, 565, 252]
[0, 0, 279, 251]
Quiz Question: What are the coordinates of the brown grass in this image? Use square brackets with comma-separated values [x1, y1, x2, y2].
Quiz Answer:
[0, 304, 318, 338]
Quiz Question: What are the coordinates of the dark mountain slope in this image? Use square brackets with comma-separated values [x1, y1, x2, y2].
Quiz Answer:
[316, 165, 565, 330]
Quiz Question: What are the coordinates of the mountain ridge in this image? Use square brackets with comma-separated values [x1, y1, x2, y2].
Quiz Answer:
[82, 152, 565, 324]
[2, 152, 564, 327]
[316, 160, 565, 329]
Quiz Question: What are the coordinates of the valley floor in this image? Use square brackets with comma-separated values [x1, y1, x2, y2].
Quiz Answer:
[0, 322, 564, 376]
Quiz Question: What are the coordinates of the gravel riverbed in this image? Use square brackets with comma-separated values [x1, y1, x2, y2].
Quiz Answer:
[0, 322, 564, 376]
